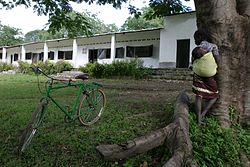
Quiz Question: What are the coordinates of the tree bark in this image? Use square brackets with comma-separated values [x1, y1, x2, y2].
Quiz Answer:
[194, 0, 250, 127]
[96, 91, 198, 167]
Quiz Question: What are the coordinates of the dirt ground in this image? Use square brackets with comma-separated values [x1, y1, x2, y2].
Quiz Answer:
[97, 78, 194, 108]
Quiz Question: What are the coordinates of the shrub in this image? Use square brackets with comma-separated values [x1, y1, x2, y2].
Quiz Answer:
[35, 60, 55, 74]
[78, 63, 96, 75]
[18, 60, 73, 75]
[18, 61, 33, 74]
[91, 63, 105, 78]
[78, 59, 152, 79]
[0, 62, 14, 72]
[54, 60, 73, 74]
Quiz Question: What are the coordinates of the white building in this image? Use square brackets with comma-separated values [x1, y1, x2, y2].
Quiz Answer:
[0, 12, 197, 69]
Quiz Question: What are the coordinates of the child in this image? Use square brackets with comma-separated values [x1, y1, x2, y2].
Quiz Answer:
[194, 29, 220, 64]
[192, 47, 218, 78]
[192, 29, 220, 125]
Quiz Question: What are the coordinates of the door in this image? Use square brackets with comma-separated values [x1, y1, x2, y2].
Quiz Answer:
[10, 55, 13, 64]
[89, 49, 98, 63]
[176, 39, 190, 68]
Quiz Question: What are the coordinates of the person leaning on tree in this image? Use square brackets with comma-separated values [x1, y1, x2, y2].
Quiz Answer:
[191, 29, 220, 125]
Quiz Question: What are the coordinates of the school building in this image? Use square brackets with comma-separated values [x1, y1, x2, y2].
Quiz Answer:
[0, 12, 197, 69]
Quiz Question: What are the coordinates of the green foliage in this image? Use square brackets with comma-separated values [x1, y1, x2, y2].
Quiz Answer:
[0, 23, 24, 46]
[83, 11, 119, 34]
[79, 59, 152, 79]
[0, 0, 190, 37]
[18, 60, 73, 74]
[190, 106, 250, 167]
[121, 6, 164, 31]
[0, 0, 124, 38]
[147, 0, 192, 18]
[0, 62, 14, 71]
[24, 30, 66, 43]
[54, 60, 73, 73]
[17, 61, 33, 74]
[78, 62, 95, 75]
[48, 11, 93, 38]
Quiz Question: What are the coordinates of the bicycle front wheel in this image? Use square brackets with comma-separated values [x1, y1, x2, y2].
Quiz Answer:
[18, 99, 47, 153]
[78, 89, 106, 126]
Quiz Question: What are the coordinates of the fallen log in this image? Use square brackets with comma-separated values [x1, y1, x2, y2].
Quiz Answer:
[96, 91, 198, 167]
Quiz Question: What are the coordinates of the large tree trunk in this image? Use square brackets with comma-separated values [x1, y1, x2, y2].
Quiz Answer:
[194, 0, 250, 127]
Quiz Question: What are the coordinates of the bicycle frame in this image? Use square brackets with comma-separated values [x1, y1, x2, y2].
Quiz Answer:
[44, 81, 85, 120]
[18, 67, 105, 153]
[33, 67, 101, 121]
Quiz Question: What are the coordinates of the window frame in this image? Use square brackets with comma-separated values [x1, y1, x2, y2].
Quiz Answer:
[58, 50, 73, 60]
[126, 45, 153, 58]
[115, 47, 125, 58]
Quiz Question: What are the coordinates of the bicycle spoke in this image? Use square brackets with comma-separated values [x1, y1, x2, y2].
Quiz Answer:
[18, 100, 46, 153]
[77, 89, 106, 126]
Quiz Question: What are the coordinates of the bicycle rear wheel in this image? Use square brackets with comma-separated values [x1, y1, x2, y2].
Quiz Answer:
[78, 89, 106, 126]
[18, 99, 47, 153]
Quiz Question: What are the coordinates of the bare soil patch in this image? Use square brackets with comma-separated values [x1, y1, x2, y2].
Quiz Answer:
[98, 78, 194, 104]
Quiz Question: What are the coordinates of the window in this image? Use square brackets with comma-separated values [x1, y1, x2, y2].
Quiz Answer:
[58, 51, 73, 60]
[65, 51, 73, 60]
[25, 52, 32, 60]
[58, 51, 64, 59]
[48, 51, 54, 60]
[0, 53, 2, 59]
[115, 47, 124, 58]
[126, 45, 153, 58]
[14, 54, 18, 61]
[98, 48, 111, 59]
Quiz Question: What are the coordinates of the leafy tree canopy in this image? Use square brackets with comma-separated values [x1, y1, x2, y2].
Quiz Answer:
[24, 11, 119, 42]
[121, 6, 164, 31]
[0, 0, 191, 37]
[0, 22, 23, 46]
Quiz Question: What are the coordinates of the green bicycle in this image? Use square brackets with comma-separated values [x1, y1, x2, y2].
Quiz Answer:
[18, 67, 106, 153]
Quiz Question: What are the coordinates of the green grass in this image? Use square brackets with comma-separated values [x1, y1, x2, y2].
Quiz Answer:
[0, 74, 173, 167]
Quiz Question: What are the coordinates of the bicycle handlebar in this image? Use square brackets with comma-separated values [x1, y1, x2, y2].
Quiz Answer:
[31, 66, 79, 83]
[31, 66, 54, 79]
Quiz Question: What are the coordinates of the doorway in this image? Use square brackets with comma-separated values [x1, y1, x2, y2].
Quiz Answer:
[89, 49, 98, 63]
[176, 39, 190, 68]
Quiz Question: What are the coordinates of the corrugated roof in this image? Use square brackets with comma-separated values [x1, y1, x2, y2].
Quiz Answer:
[0, 28, 163, 50]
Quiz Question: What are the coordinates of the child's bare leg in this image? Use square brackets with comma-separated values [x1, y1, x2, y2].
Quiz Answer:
[201, 98, 217, 118]
[195, 95, 202, 124]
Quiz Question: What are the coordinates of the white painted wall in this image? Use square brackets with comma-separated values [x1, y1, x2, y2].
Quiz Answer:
[6, 47, 22, 66]
[74, 45, 89, 68]
[0, 13, 197, 69]
[159, 12, 197, 68]
[115, 30, 160, 68]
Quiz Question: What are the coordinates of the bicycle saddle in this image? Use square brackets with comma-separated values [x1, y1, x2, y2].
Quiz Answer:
[75, 74, 89, 80]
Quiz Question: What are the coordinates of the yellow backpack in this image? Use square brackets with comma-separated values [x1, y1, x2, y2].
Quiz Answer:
[193, 52, 217, 77]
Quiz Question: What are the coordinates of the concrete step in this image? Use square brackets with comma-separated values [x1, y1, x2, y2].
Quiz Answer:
[151, 68, 193, 81]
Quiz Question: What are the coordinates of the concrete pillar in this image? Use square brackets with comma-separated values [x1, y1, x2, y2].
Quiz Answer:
[72, 39, 78, 68]
[110, 34, 116, 62]
[2, 47, 7, 63]
[21, 45, 26, 61]
[43, 42, 48, 62]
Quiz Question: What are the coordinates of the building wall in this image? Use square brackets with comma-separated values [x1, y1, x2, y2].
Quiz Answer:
[159, 12, 197, 68]
[0, 13, 197, 69]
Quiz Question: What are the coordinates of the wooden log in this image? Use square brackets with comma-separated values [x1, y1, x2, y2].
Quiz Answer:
[164, 91, 197, 166]
[96, 91, 198, 167]
[96, 123, 176, 161]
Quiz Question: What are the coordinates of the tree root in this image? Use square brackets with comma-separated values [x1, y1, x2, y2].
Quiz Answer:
[96, 91, 198, 167]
